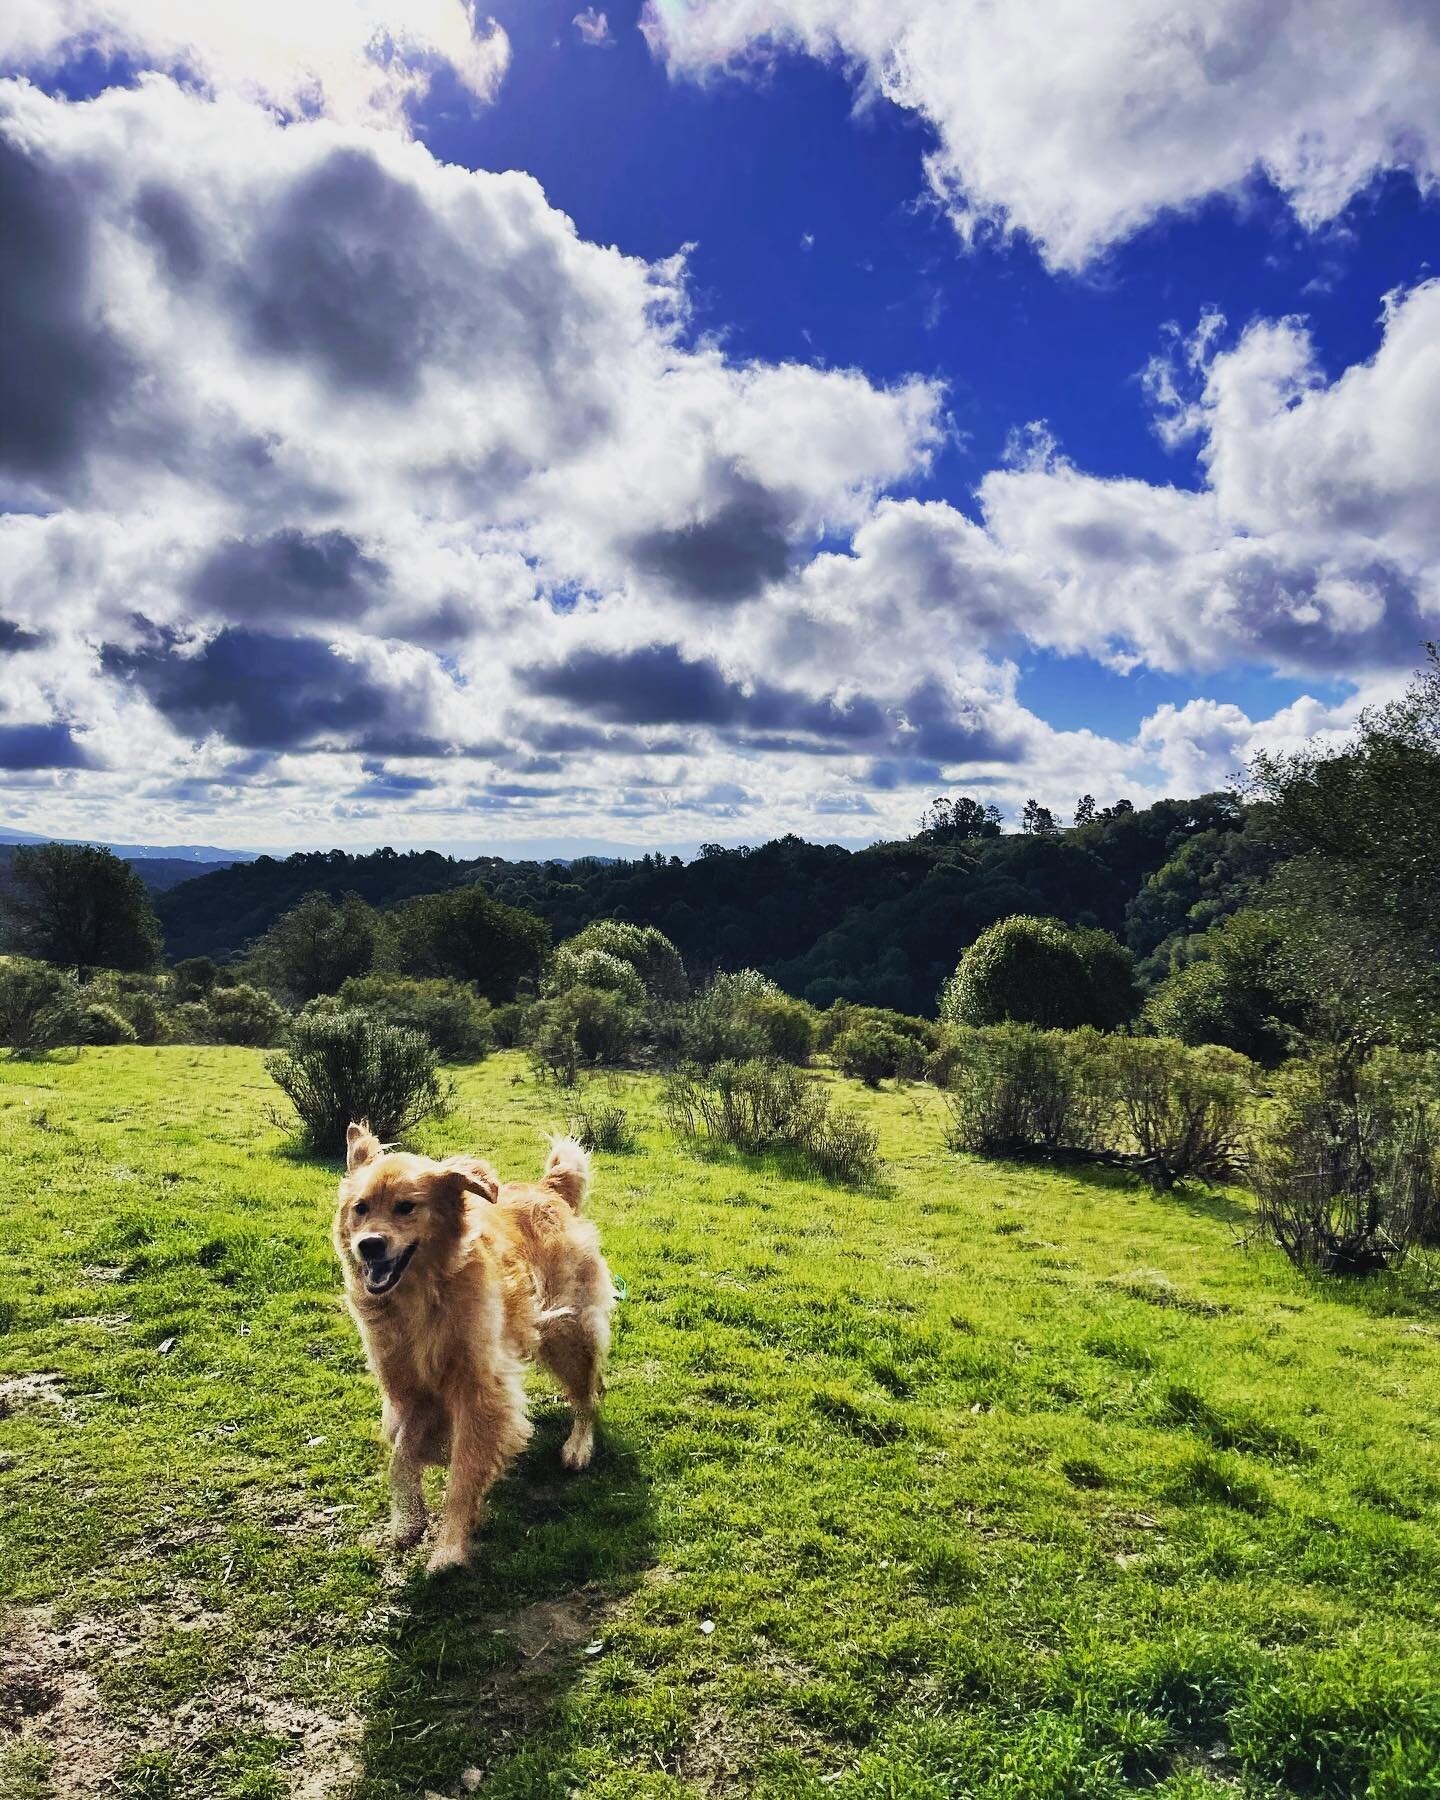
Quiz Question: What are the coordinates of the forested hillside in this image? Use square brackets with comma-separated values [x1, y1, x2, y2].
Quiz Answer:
[0, 843, 236, 896]
[156, 792, 1259, 1013]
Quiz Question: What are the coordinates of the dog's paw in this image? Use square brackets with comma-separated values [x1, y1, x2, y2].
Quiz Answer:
[391, 1515, 427, 1553]
[560, 1424, 594, 1471]
[425, 1542, 468, 1576]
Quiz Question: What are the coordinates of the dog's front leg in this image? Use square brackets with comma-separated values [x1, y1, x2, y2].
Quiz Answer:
[426, 1376, 531, 1576]
[386, 1410, 428, 1551]
[389, 1440, 427, 1551]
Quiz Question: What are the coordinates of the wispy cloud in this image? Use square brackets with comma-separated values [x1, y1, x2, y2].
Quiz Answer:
[573, 7, 615, 48]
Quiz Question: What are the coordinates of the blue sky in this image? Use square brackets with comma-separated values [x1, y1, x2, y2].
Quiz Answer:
[1, 0, 1437, 854]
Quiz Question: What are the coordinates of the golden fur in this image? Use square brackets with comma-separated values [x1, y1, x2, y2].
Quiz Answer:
[333, 1121, 613, 1574]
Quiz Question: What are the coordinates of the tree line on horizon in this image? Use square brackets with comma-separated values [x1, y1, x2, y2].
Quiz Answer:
[143, 786, 1252, 1020]
[1, 645, 1436, 1063]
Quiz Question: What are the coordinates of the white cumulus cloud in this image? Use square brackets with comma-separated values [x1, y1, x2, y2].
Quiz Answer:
[642, 0, 1440, 268]
[1, 0, 510, 125]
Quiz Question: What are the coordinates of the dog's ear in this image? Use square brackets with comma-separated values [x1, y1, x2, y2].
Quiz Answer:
[346, 1122, 382, 1171]
[439, 1157, 500, 1203]
[422, 1165, 494, 1227]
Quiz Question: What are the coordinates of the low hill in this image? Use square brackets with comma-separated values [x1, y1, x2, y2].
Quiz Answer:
[156, 793, 1252, 1011]
[0, 842, 243, 896]
[0, 825, 256, 863]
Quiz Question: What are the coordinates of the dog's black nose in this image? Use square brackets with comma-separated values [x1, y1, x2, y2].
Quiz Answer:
[355, 1234, 389, 1265]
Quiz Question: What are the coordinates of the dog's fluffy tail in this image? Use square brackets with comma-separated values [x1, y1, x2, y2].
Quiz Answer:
[542, 1134, 591, 1212]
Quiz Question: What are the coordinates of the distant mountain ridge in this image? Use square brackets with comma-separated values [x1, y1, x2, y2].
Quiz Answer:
[0, 826, 257, 863]
[0, 842, 244, 896]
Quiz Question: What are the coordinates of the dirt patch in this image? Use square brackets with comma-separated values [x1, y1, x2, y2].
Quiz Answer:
[0, 1374, 73, 1420]
[496, 1594, 602, 1662]
[0, 1604, 360, 1799]
[0, 1611, 130, 1798]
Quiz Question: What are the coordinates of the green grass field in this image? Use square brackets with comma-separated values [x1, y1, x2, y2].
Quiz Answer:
[2, 1049, 1438, 1799]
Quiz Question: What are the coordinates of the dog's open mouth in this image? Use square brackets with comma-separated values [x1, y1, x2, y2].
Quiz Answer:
[361, 1243, 417, 1296]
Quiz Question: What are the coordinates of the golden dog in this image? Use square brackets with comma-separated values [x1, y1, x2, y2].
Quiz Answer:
[334, 1122, 614, 1574]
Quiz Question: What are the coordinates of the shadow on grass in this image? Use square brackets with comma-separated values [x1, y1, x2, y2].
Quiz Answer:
[1035, 1158, 1254, 1228]
[1293, 1256, 1440, 1320]
[354, 1412, 657, 1799]
[678, 1136, 894, 1196]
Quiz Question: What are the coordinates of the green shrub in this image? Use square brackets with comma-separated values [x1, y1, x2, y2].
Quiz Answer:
[568, 1098, 638, 1153]
[943, 1025, 1109, 1157]
[0, 958, 81, 1055]
[659, 985, 766, 1068]
[818, 1003, 939, 1055]
[78, 1002, 139, 1045]
[663, 1059, 880, 1186]
[562, 920, 686, 1002]
[940, 916, 1135, 1031]
[1251, 1048, 1440, 1272]
[832, 1021, 922, 1086]
[943, 1027, 1251, 1190]
[924, 1032, 967, 1088]
[659, 970, 814, 1068]
[529, 985, 643, 1082]
[86, 972, 171, 1044]
[1104, 1037, 1254, 1190]
[335, 974, 492, 1061]
[544, 944, 646, 1008]
[266, 1010, 447, 1153]
[171, 956, 220, 1001]
[200, 982, 289, 1047]
[1142, 960, 1235, 1046]
[748, 992, 819, 1063]
[489, 1001, 532, 1048]
[1068, 926, 1142, 1028]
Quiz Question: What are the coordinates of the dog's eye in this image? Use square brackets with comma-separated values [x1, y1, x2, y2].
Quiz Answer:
[353, 1201, 369, 1218]
[393, 1201, 416, 1216]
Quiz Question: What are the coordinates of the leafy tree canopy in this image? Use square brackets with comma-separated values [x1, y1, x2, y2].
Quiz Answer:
[1, 842, 161, 979]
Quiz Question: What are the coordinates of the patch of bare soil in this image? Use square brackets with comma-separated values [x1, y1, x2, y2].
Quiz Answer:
[0, 1374, 73, 1421]
[496, 1594, 600, 1663]
[0, 1605, 361, 1799]
[0, 1611, 129, 1798]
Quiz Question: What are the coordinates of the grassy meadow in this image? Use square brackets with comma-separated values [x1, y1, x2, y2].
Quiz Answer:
[2, 1048, 1439, 1799]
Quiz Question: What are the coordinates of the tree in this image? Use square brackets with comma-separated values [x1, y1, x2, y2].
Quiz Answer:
[560, 920, 687, 1001]
[1248, 646, 1440, 1047]
[1067, 926, 1140, 1029]
[1073, 795, 1097, 827]
[1, 843, 161, 979]
[1123, 812, 1280, 968]
[248, 891, 377, 1003]
[382, 884, 549, 1000]
[918, 795, 1003, 842]
[939, 915, 1123, 1030]
[1142, 909, 1301, 1063]
[1021, 799, 1059, 836]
